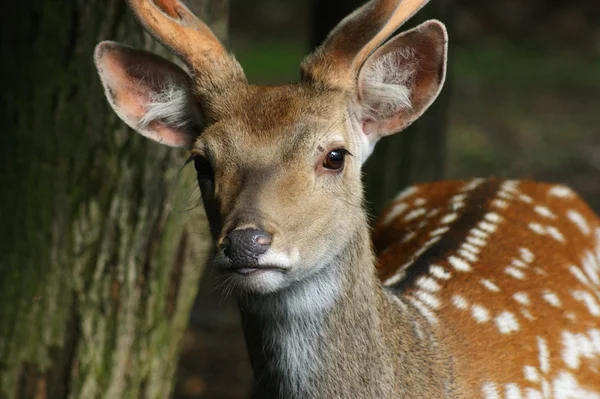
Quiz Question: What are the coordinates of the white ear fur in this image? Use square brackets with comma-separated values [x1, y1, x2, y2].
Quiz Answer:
[351, 20, 448, 162]
[139, 81, 197, 132]
[360, 47, 417, 121]
[95, 41, 201, 148]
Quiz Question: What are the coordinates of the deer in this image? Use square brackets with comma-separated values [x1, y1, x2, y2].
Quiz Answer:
[94, 0, 600, 397]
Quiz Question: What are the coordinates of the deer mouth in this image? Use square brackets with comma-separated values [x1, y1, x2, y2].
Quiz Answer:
[229, 265, 287, 276]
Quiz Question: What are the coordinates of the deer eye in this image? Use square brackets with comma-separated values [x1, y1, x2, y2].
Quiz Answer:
[193, 155, 213, 179]
[323, 148, 348, 171]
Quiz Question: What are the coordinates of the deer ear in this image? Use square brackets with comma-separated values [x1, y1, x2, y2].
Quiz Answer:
[353, 20, 447, 151]
[94, 41, 201, 148]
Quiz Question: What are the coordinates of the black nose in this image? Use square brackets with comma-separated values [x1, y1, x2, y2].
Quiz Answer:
[222, 228, 272, 266]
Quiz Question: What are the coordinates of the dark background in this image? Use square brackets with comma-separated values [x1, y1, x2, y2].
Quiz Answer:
[177, 1, 600, 398]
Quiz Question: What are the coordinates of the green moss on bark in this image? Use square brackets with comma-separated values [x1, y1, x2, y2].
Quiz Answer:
[0, 1, 220, 398]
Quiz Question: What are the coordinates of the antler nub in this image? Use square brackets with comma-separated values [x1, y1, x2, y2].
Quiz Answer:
[302, 0, 430, 89]
[126, 0, 245, 89]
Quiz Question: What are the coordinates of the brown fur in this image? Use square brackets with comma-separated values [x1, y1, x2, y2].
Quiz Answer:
[375, 179, 600, 397]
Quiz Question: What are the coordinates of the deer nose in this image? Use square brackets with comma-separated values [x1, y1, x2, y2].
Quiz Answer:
[222, 228, 272, 265]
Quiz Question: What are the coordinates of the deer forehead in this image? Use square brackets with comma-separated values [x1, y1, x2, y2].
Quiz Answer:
[197, 85, 352, 158]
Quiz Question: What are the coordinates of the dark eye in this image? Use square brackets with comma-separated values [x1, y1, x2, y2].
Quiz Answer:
[193, 156, 213, 178]
[323, 149, 348, 171]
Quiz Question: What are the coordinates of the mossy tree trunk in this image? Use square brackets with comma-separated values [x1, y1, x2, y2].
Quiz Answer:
[310, 0, 454, 215]
[0, 1, 225, 398]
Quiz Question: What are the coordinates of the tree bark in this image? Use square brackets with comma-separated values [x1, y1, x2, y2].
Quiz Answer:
[309, 0, 453, 215]
[0, 1, 223, 398]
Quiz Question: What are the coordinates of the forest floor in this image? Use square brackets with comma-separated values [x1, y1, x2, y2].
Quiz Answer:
[174, 39, 600, 399]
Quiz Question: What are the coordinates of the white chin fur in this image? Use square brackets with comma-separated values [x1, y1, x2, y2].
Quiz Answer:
[258, 248, 300, 269]
[213, 248, 301, 294]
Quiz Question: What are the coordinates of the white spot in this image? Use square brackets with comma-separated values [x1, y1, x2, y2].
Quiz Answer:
[429, 226, 450, 237]
[495, 311, 520, 334]
[548, 185, 574, 198]
[383, 271, 404, 287]
[413, 197, 427, 206]
[466, 235, 487, 247]
[572, 290, 600, 316]
[484, 212, 502, 224]
[505, 266, 526, 280]
[590, 329, 600, 351]
[546, 226, 565, 243]
[461, 242, 480, 255]
[413, 290, 441, 310]
[519, 194, 534, 204]
[440, 213, 458, 224]
[519, 247, 535, 263]
[502, 180, 520, 193]
[529, 222, 546, 235]
[461, 178, 484, 192]
[401, 231, 417, 243]
[449, 255, 472, 272]
[542, 290, 562, 308]
[511, 258, 528, 269]
[458, 249, 478, 263]
[498, 190, 513, 200]
[520, 308, 536, 321]
[535, 205, 556, 219]
[562, 331, 581, 369]
[524, 365, 539, 382]
[451, 193, 468, 204]
[480, 279, 501, 292]
[472, 304, 491, 323]
[452, 295, 469, 310]
[382, 202, 408, 226]
[513, 292, 530, 306]
[481, 381, 501, 399]
[404, 207, 427, 222]
[537, 337, 550, 374]
[478, 221, 498, 234]
[504, 383, 522, 399]
[425, 208, 441, 219]
[407, 297, 438, 325]
[395, 186, 418, 201]
[416, 276, 441, 292]
[429, 265, 451, 280]
[552, 370, 600, 399]
[569, 265, 592, 286]
[524, 388, 543, 399]
[582, 251, 600, 285]
[470, 228, 489, 239]
[492, 199, 509, 209]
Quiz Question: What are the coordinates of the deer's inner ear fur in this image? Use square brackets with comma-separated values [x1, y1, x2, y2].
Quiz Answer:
[94, 41, 202, 148]
[353, 20, 448, 146]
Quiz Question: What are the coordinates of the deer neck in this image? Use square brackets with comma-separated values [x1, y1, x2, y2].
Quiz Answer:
[239, 222, 450, 398]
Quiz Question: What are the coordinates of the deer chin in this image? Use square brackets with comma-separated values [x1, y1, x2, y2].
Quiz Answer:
[213, 248, 301, 294]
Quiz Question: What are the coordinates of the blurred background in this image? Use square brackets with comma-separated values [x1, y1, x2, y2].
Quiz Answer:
[1, 0, 598, 398]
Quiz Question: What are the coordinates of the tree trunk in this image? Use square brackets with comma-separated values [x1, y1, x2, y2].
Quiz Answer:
[309, 0, 453, 215]
[0, 1, 225, 398]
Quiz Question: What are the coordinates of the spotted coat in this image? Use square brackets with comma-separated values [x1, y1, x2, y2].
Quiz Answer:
[374, 178, 600, 398]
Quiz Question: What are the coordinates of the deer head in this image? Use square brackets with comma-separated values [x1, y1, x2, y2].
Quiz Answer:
[94, 0, 447, 295]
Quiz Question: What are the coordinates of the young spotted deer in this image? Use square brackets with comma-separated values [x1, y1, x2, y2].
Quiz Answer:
[94, 0, 600, 397]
